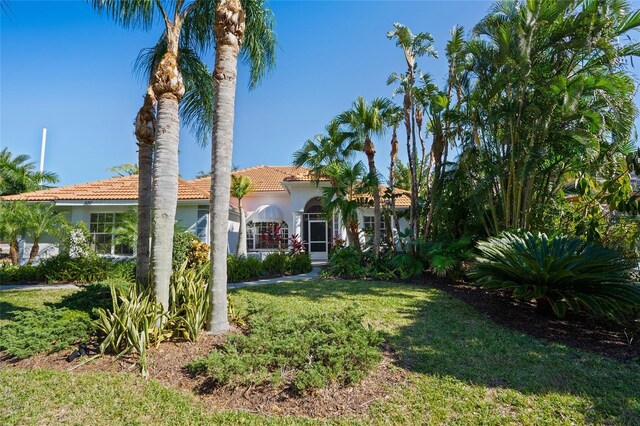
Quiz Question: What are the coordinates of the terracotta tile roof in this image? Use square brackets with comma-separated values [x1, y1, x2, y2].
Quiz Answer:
[192, 165, 310, 193]
[1, 175, 209, 202]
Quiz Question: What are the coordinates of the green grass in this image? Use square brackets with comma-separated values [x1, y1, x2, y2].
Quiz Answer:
[1, 279, 639, 425]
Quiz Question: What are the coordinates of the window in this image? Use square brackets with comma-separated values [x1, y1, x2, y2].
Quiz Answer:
[248, 221, 289, 250]
[89, 213, 133, 255]
[196, 205, 208, 242]
[363, 216, 386, 239]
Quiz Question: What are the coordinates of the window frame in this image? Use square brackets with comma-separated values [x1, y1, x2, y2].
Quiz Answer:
[89, 212, 133, 256]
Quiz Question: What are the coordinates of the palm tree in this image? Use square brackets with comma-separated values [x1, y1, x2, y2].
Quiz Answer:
[23, 203, 66, 263]
[92, 0, 212, 311]
[292, 119, 356, 184]
[208, 0, 276, 334]
[230, 174, 252, 256]
[322, 161, 370, 251]
[0, 202, 27, 265]
[107, 163, 140, 177]
[383, 104, 404, 238]
[387, 23, 437, 243]
[133, 34, 214, 290]
[0, 148, 58, 196]
[337, 97, 393, 253]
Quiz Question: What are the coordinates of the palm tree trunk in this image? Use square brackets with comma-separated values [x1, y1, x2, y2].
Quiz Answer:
[27, 241, 39, 264]
[236, 199, 247, 256]
[135, 92, 156, 289]
[150, 27, 184, 312]
[389, 127, 400, 247]
[364, 138, 381, 253]
[208, 0, 245, 334]
[150, 94, 179, 312]
[9, 240, 18, 266]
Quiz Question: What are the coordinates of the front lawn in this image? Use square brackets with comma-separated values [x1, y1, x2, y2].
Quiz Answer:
[1, 279, 639, 425]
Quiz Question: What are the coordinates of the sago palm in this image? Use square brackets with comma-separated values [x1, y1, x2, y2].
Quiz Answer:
[207, 0, 276, 334]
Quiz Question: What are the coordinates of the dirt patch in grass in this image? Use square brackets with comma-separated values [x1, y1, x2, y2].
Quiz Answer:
[1, 334, 406, 419]
[422, 275, 640, 362]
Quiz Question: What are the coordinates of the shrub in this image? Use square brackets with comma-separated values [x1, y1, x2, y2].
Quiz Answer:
[0, 307, 93, 359]
[39, 255, 135, 284]
[0, 264, 40, 283]
[420, 237, 474, 279]
[95, 284, 167, 378]
[227, 255, 264, 283]
[168, 260, 210, 342]
[187, 304, 382, 394]
[469, 231, 640, 320]
[0, 284, 113, 359]
[389, 252, 425, 279]
[186, 241, 210, 268]
[287, 253, 312, 275]
[325, 247, 366, 279]
[0, 256, 135, 284]
[262, 252, 288, 276]
[172, 231, 197, 272]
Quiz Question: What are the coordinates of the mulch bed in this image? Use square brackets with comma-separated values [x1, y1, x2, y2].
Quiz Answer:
[419, 275, 640, 362]
[1, 332, 406, 419]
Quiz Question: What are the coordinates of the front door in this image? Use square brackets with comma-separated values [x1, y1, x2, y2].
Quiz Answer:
[308, 219, 328, 261]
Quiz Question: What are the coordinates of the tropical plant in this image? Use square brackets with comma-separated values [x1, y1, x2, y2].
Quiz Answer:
[107, 163, 139, 177]
[456, 0, 640, 234]
[0, 148, 58, 196]
[292, 119, 356, 183]
[420, 236, 474, 278]
[207, 0, 276, 334]
[230, 174, 252, 256]
[338, 96, 394, 254]
[167, 259, 210, 342]
[321, 161, 371, 251]
[22, 203, 67, 263]
[470, 231, 640, 320]
[0, 201, 28, 265]
[95, 283, 167, 378]
[387, 23, 438, 243]
[91, 0, 215, 310]
[113, 208, 138, 252]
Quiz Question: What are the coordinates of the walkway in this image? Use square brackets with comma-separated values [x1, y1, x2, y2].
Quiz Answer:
[0, 266, 324, 292]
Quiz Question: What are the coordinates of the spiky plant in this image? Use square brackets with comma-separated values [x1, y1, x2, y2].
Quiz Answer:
[469, 231, 640, 320]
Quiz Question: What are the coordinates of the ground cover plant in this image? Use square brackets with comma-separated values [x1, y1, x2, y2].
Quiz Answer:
[187, 303, 382, 394]
[0, 284, 115, 358]
[1, 279, 639, 424]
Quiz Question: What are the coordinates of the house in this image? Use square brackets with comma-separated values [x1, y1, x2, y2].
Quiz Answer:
[2, 165, 411, 263]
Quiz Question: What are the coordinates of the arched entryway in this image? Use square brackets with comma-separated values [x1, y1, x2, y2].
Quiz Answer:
[302, 197, 331, 260]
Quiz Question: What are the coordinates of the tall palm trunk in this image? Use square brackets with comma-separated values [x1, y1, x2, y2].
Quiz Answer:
[135, 91, 156, 289]
[150, 25, 184, 311]
[364, 137, 381, 253]
[236, 198, 247, 256]
[389, 126, 400, 246]
[208, 0, 245, 334]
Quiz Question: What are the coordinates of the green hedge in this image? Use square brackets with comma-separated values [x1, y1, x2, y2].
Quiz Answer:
[0, 256, 135, 284]
[226, 253, 312, 283]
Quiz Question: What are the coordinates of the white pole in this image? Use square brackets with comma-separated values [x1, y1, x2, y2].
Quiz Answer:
[39, 127, 47, 173]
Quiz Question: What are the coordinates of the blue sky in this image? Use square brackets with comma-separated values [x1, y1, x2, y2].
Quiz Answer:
[1, 0, 622, 186]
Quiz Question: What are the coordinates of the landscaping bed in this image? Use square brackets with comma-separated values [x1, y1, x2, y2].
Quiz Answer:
[2, 279, 639, 424]
[422, 275, 640, 362]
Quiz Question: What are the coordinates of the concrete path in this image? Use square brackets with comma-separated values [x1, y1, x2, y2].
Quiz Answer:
[0, 283, 80, 292]
[229, 267, 321, 289]
[0, 266, 324, 292]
